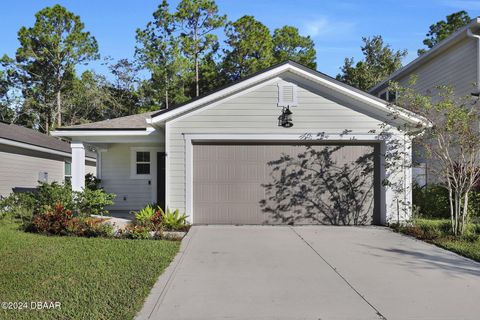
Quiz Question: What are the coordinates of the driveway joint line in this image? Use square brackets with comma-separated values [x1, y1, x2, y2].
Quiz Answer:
[290, 227, 387, 320]
[147, 227, 196, 319]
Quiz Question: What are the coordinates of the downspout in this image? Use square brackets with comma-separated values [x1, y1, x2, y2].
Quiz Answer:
[467, 28, 480, 94]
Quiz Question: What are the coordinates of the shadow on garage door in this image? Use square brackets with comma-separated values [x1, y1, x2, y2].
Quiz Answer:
[193, 142, 381, 225]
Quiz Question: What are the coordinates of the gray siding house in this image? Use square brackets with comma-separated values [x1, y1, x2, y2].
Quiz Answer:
[370, 17, 480, 186]
[370, 17, 480, 100]
[53, 61, 425, 225]
[0, 121, 96, 198]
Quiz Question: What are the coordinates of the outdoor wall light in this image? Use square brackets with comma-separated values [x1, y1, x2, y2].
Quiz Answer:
[278, 106, 293, 128]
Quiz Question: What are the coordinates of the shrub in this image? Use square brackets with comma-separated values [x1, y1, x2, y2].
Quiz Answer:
[121, 225, 152, 240]
[28, 203, 73, 235]
[412, 183, 450, 218]
[66, 217, 114, 238]
[132, 205, 164, 231]
[34, 182, 75, 214]
[162, 208, 189, 231]
[75, 188, 115, 216]
[0, 192, 35, 221]
[28, 203, 114, 237]
[133, 204, 157, 224]
[85, 173, 102, 191]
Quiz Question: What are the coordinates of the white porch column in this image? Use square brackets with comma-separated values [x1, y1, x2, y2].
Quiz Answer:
[71, 141, 85, 191]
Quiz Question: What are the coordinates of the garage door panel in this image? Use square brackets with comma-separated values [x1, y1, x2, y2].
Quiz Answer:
[193, 144, 377, 225]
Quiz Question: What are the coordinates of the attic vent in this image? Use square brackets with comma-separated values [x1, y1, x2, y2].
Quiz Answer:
[278, 83, 298, 107]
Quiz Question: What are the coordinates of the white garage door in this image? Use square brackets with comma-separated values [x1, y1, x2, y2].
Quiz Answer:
[193, 143, 379, 225]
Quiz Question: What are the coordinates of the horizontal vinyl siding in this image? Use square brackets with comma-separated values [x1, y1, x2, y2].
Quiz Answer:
[0, 147, 66, 197]
[100, 143, 163, 211]
[167, 78, 385, 213]
[396, 38, 477, 99]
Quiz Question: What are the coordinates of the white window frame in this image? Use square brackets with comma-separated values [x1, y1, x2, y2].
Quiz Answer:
[378, 89, 397, 103]
[64, 161, 72, 182]
[277, 83, 298, 107]
[130, 148, 152, 179]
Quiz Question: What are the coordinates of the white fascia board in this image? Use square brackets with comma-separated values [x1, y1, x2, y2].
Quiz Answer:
[51, 129, 158, 137]
[151, 64, 291, 123]
[288, 67, 428, 127]
[0, 137, 96, 162]
[153, 63, 426, 127]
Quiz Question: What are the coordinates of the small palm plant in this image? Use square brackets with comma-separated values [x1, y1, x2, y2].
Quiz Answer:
[133, 204, 157, 224]
[161, 208, 189, 231]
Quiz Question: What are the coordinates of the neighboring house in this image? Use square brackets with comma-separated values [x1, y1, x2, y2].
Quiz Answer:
[52, 61, 424, 225]
[370, 17, 480, 186]
[0, 121, 96, 198]
[370, 17, 480, 101]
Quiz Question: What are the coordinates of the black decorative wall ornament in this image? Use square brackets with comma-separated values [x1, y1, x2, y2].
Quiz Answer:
[278, 106, 293, 128]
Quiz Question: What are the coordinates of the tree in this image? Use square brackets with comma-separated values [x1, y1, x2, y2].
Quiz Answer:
[135, 0, 190, 109]
[395, 80, 480, 235]
[337, 35, 407, 91]
[222, 16, 274, 81]
[108, 58, 141, 116]
[418, 11, 471, 55]
[6, 5, 98, 132]
[272, 26, 316, 68]
[175, 0, 226, 97]
[62, 71, 112, 125]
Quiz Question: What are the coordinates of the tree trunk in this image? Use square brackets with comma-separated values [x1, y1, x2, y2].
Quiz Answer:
[56, 88, 61, 127]
[195, 58, 199, 97]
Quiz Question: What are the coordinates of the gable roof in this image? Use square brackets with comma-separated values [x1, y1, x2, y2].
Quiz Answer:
[53, 60, 427, 134]
[369, 17, 480, 94]
[0, 121, 96, 159]
[150, 60, 426, 126]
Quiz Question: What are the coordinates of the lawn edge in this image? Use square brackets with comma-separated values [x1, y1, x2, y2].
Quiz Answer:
[389, 227, 480, 264]
[135, 227, 197, 320]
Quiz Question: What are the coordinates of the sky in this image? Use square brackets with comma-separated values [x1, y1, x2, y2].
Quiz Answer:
[1, 0, 480, 79]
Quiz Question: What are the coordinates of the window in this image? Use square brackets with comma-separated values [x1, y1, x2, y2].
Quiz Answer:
[64, 161, 71, 183]
[378, 89, 397, 103]
[136, 151, 150, 175]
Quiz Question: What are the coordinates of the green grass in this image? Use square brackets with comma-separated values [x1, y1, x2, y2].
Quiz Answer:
[432, 237, 480, 262]
[0, 220, 180, 320]
[392, 218, 480, 262]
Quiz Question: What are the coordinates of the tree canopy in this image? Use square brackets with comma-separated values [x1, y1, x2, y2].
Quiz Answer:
[418, 10, 471, 55]
[5, 4, 98, 132]
[336, 35, 407, 91]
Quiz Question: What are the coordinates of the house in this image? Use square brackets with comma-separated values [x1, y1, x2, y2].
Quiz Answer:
[0, 121, 96, 198]
[369, 17, 480, 186]
[52, 61, 424, 225]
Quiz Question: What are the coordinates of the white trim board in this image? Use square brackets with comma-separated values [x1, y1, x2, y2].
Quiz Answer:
[0, 137, 96, 162]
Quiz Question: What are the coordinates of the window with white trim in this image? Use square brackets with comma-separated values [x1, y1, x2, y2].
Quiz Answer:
[135, 151, 151, 175]
[64, 161, 71, 183]
[378, 89, 397, 103]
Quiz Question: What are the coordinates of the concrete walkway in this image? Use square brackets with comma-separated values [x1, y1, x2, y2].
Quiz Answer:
[136, 226, 480, 320]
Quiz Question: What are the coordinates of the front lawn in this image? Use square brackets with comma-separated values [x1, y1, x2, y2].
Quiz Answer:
[392, 219, 480, 262]
[0, 220, 180, 320]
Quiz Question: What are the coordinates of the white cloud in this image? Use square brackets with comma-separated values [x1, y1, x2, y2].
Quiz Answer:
[303, 16, 355, 39]
[440, 0, 480, 10]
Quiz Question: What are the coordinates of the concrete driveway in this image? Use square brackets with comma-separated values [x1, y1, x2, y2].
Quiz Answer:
[137, 226, 480, 320]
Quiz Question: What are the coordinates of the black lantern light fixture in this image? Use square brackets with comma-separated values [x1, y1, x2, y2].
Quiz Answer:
[278, 106, 293, 128]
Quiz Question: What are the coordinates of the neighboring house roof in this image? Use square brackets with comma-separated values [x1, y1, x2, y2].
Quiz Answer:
[53, 60, 427, 134]
[0, 121, 96, 159]
[369, 17, 480, 94]
[57, 111, 158, 130]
